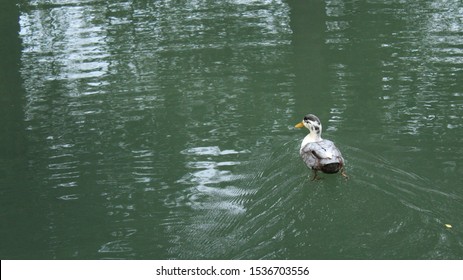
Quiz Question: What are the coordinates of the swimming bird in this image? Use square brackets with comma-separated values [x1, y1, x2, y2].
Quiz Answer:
[295, 114, 348, 180]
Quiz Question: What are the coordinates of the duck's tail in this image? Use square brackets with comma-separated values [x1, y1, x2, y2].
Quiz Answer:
[321, 163, 342, 174]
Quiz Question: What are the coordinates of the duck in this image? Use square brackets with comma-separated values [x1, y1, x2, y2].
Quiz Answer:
[295, 114, 348, 180]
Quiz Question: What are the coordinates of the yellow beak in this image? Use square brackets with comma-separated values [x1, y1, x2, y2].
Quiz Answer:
[295, 122, 304, 128]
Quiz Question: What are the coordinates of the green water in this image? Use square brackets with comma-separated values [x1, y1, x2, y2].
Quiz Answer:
[1, 0, 462, 260]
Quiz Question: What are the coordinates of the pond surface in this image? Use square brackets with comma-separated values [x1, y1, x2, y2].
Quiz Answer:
[1, 0, 462, 259]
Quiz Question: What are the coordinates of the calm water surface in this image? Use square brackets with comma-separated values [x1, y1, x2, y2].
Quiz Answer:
[1, 0, 462, 259]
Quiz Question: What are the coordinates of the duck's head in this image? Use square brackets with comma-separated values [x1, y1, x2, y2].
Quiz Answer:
[295, 114, 322, 135]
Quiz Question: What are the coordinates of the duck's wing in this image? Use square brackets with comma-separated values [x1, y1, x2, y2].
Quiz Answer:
[302, 140, 343, 160]
[311, 140, 334, 159]
[300, 143, 317, 169]
[300, 140, 344, 173]
[316, 140, 343, 161]
[300, 140, 344, 169]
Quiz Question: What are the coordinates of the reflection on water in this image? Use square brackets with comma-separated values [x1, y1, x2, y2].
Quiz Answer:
[2, 0, 461, 259]
[176, 146, 250, 213]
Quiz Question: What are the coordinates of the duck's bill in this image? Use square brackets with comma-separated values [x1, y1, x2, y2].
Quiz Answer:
[295, 122, 304, 128]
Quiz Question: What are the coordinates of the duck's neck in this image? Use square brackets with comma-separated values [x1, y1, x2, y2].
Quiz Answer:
[301, 132, 322, 148]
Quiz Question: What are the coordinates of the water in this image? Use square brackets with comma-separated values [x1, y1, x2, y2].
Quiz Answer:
[1, 0, 462, 259]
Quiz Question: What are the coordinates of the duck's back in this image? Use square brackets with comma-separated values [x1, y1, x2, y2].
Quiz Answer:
[300, 139, 344, 173]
